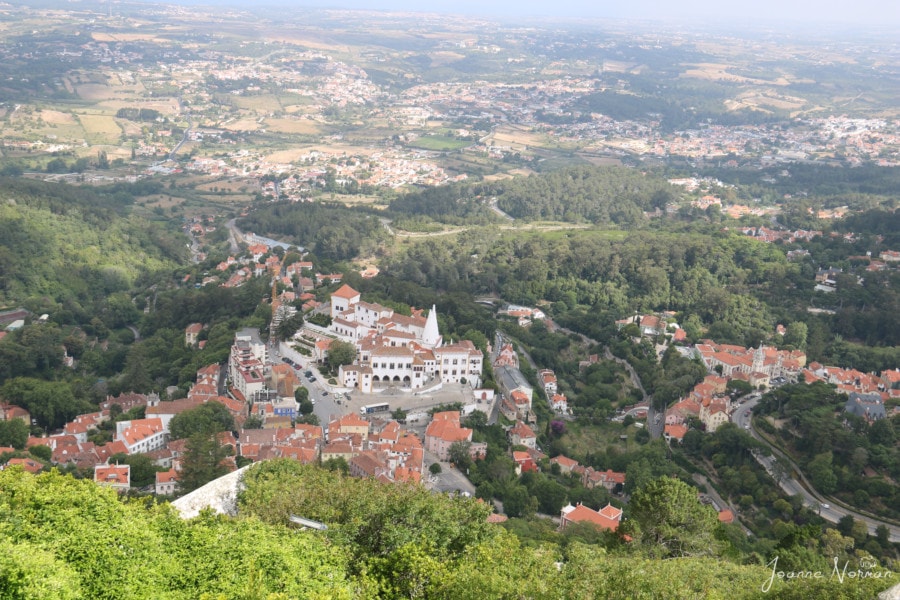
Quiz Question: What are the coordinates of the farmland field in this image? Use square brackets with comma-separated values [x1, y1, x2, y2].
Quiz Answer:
[406, 135, 470, 151]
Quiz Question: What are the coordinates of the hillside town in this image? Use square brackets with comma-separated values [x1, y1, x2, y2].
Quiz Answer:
[3, 274, 897, 538]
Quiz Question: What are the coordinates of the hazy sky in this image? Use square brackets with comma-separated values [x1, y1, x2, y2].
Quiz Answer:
[242, 0, 900, 27]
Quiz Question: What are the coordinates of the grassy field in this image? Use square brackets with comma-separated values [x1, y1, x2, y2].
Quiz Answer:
[77, 114, 123, 144]
[230, 95, 284, 112]
[407, 135, 471, 151]
[559, 419, 647, 457]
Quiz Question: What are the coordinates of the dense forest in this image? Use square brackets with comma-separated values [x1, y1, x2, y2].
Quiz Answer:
[0, 177, 186, 307]
[237, 202, 389, 262]
[388, 165, 675, 225]
[1, 462, 892, 599]
[237, 164, 898, 363]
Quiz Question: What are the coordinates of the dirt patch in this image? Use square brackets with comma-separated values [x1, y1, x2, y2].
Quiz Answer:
[428, 51, 465, 67]
[486, 126, 546, 149]
[220, 118, 262, 132]
[77, 84, 129, 102]
[39, 110, 77, 125]
[264, 118, 323, 135]
[767, 416, 788, 430]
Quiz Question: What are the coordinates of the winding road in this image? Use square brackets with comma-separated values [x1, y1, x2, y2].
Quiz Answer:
[732, 398, 900, 542]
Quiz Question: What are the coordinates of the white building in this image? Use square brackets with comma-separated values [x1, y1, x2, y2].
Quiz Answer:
[330, 286, 481, 393]
[228, 328, 267, 402]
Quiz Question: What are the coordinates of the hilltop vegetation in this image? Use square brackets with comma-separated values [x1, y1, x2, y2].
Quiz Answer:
[238, 203, 389, 262]
[0, 177, 186, 308]
[0, 462, 894, 599]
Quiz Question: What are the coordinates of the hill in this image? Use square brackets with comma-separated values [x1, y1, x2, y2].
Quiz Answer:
[0, 177, 187, 309]
[0, 462, 894, 599]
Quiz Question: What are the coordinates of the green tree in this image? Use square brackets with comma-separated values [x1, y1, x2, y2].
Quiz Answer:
[243, 415, 264, 429]
[296, 413, 320, 426]
[448, 441, 473, 471]
[325, 340, 356, 374]
[1, 378, 89, 430]
[298, 398, 314, 416]
[323, 457, 349, 474]
[168, 401, 235, 440]
[178, 432, 233, 494]
[465, 410, 488, 429]
[28, 444, 51, 461]
[807, 451, 838, 494]
[429, 462, 442, 475]
[783, 321, 808, 350]
[622, 476, 720, 558]
[294, 386, 309, 403]
[275, 312, 305, 341]
[108, 452, 159, 488]
[0, 418, 29, 449]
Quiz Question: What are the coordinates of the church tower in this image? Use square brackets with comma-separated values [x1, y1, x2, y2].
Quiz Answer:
[752, 343, 765, 374]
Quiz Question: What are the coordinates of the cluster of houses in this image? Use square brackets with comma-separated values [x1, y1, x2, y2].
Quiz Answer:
[664, 374, 733, 439]
[615, 313, 687, 342]
[2, 363, 250, 494]
[659, 335, 899, 442]
[538, 368, 569, 414]
[498, 304, 546, 328]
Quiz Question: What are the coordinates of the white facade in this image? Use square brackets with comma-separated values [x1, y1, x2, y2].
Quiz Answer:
[328, 288, 481, 393]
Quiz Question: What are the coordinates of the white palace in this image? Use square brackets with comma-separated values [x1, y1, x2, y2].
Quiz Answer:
[325, 285, 483, 394]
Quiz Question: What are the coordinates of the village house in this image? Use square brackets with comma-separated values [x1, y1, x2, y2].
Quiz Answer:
[424, 411, 485, 461]
[512, 450, 538, 474]
[559, 502, 623, 532]
[844, 392, 887, 422]
[508, 420, 537, 449]
[495, 365, 533, 415]
[0, 403, 31, 425]
[155, 469, 178, 495]
[550, 455, 580, 474]
[185, 323, 203, 346]
[116, 418, 167, 454]
[581, 468, 626, 492]
[538, 369, 557, 396]
[664, 423, 689, 442]
[551, 393, 568, 413]
[94, 463, 130, 493]
[493, 342, 519, 369]
[3, 457, 43, 474]
[228, 328, 267, 402]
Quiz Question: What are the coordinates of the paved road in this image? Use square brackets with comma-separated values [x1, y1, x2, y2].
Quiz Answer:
[425, 449, 477, 496]
[733, 398, 900, 542]
[225, 218, 242, 254]
[169, 97, 192, 161]
[268, 343, 344, 424]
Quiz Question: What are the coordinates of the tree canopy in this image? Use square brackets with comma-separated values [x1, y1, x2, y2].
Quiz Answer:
[167, 401, 235, 440]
